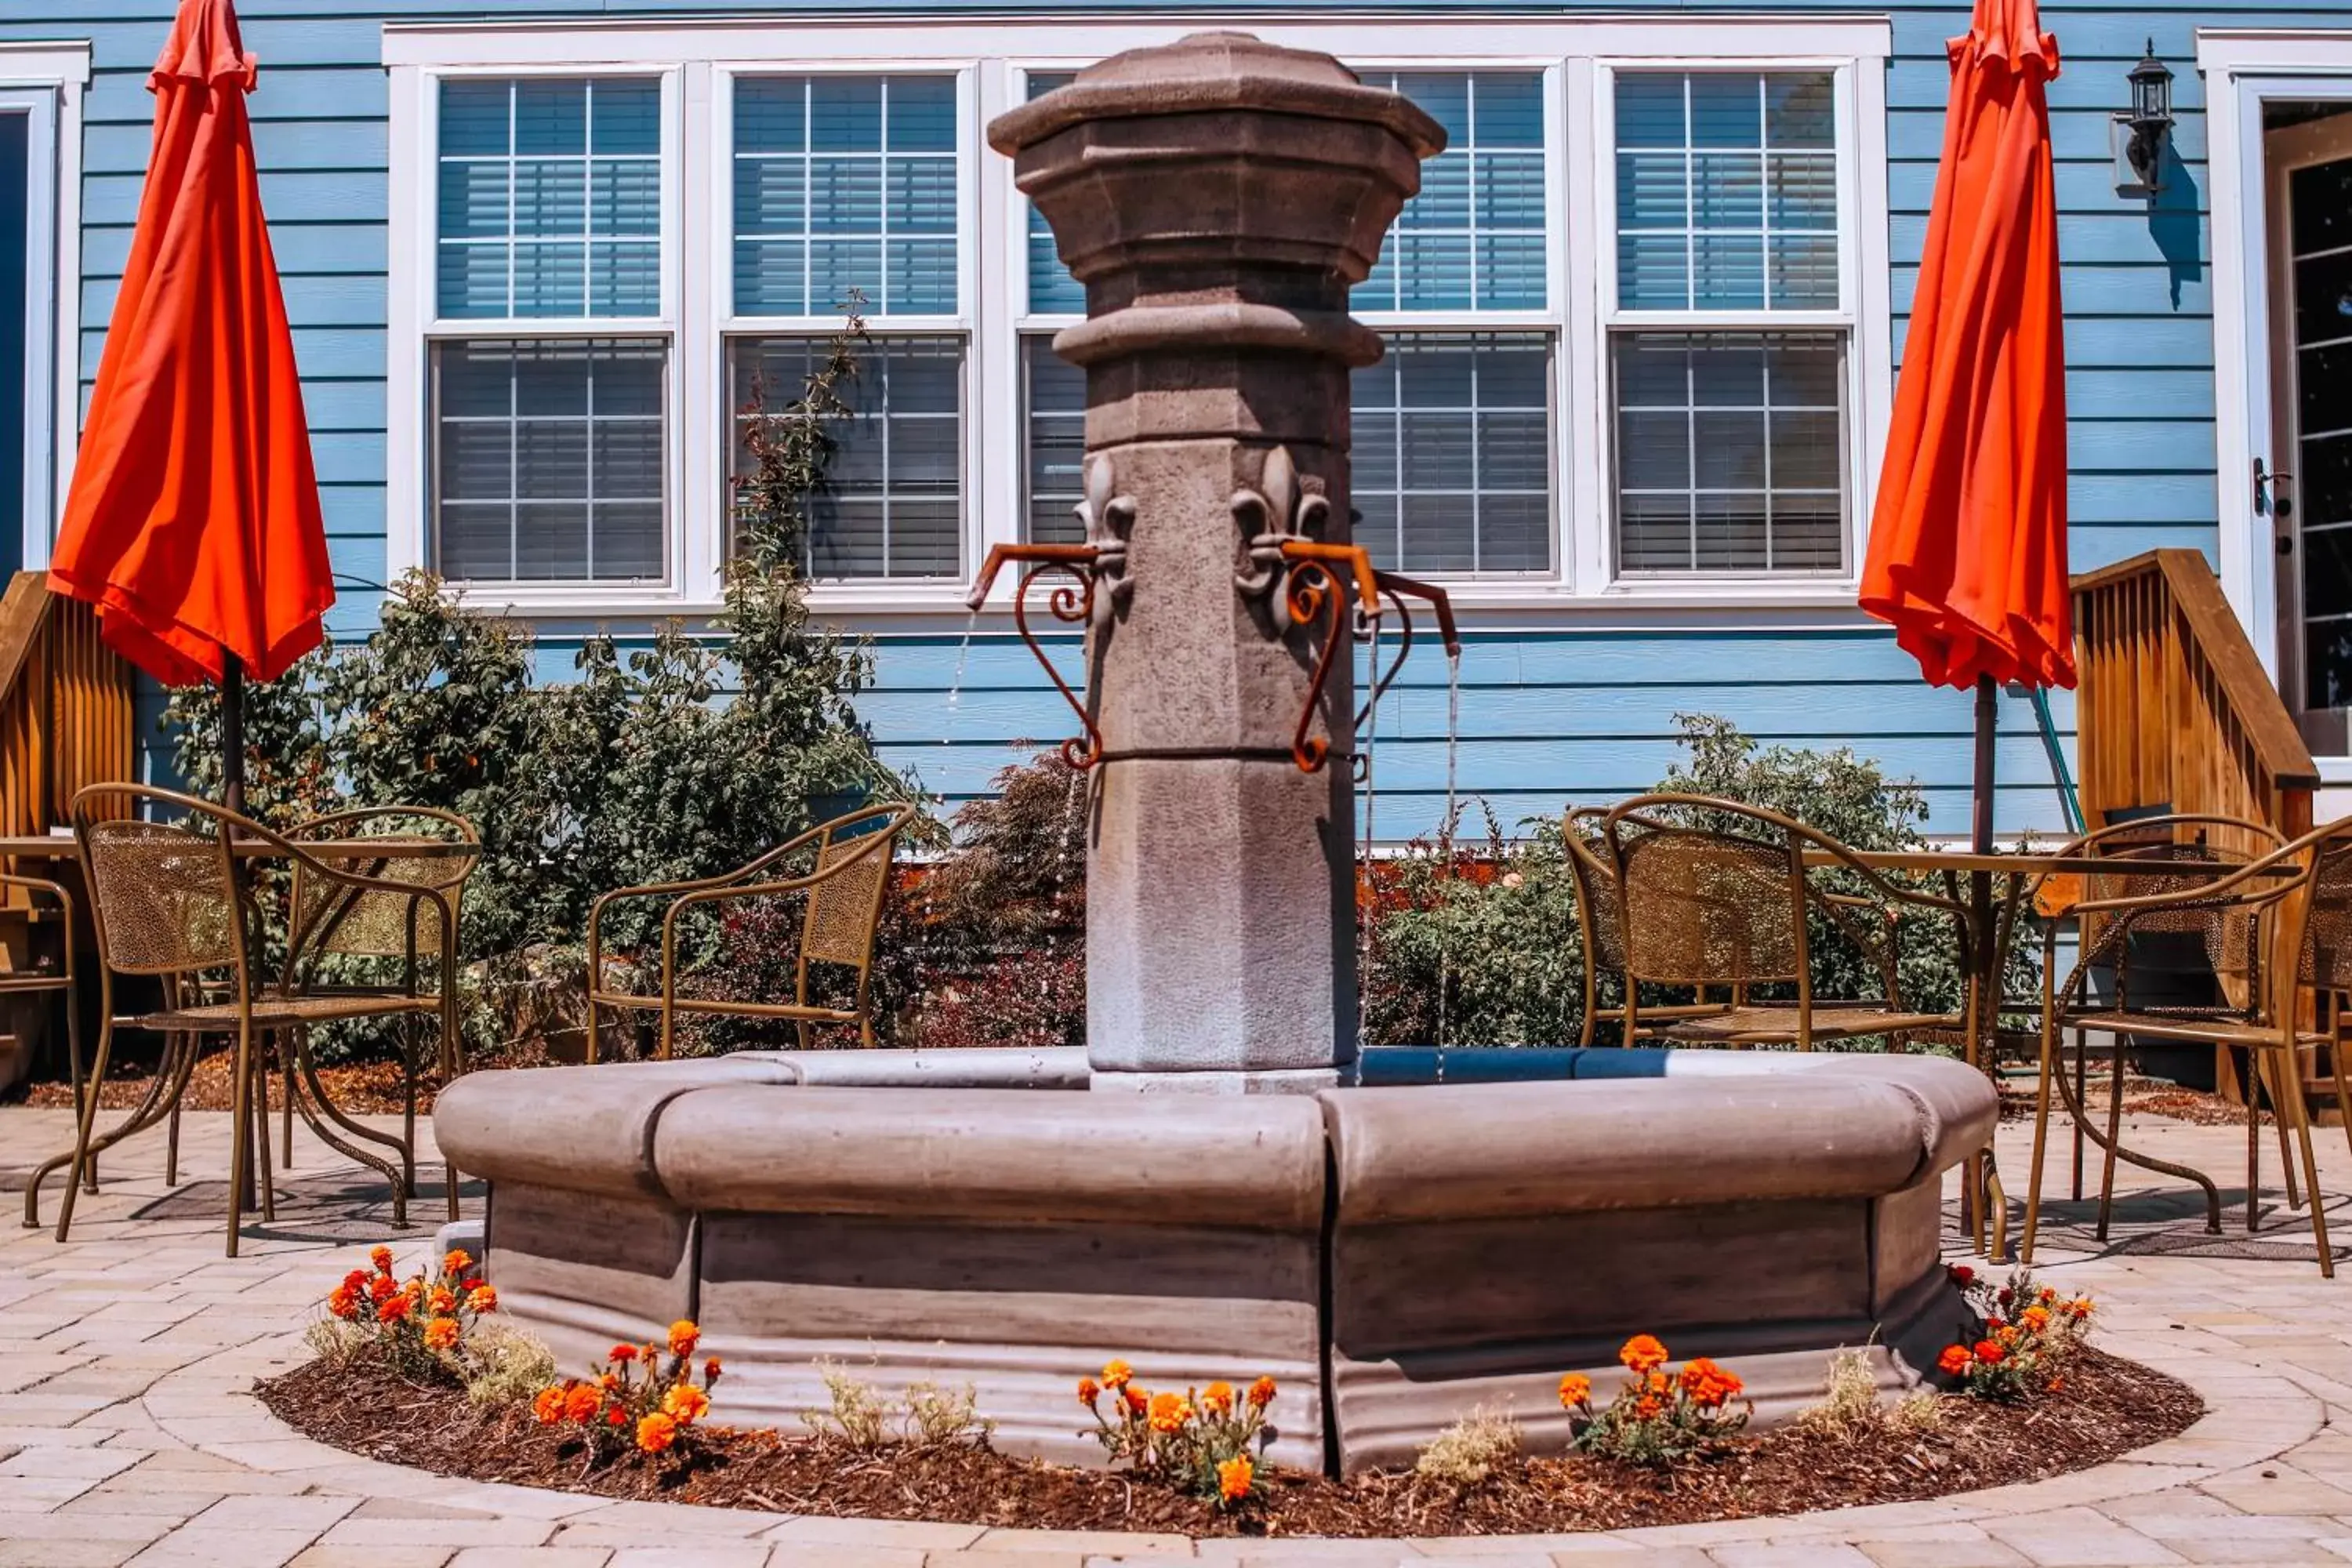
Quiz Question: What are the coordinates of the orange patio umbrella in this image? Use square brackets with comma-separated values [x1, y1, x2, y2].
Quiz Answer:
[48, 0, 332, 813]
[1859, 0, 2071, 855]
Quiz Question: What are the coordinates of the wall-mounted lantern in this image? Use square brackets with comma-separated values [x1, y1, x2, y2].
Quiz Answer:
[2113, 41, 2174, 198]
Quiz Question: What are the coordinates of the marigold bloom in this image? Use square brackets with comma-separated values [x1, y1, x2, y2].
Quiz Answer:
[1947, 1263, 1974, 1286]
[2038, 1287, 2058, 1305]
[1997, 1287, 2014, 1306]
[607, 1406, 628, 1426]
[1645, 1370, 1671, 1396]
[368, 1273, 397, 1304]
[1679, 1357, 1742, 1408]
[370, 1245, 394, 1274]
[662, 1384, 710, 1424]
[1148, 1392, 1192, 1433]
[466, 1285, 498, 1314]
[669, 1319, 699, 1359]
[1201, 1381, 1234, 1416]
[1619, 1334, 1669, 1374]
[327, 1284, 360, 1321]
[423, 1316, 461, 1351]
[1558, 1374, 1592, 1408]
[600, 1373, 620, 1391]
[532, 1386, 565, 1425]
[1247, 1376, 1277, 1410]
[704, 1357, 723, 1383]
[1102, 1359, 1133, 1389]
[1973, 1338, 2007, 1366]
[609, 1344, 638, 1363]
[1124, 1386, 1150, 1416]
[343, 1269, 368, 1290]
[636, 1412, 678, 1454]
[563, 1385, 603, 1424]
[428, 1287, 456, 1316]
[2020, 1305, 2051, 1333]
[443, 1248, 472, 1277]
[1996, 1326, 2021, 1348]
[376, 1294, 413, 1324]
[1936, 1345, 1974, 1376]
[1218, 1454, 1254, 1503]
[1634, 1395, 1664, 1420]
[1077, 1377, 1101, 1407]
[2069, 1298, 2093, 1319]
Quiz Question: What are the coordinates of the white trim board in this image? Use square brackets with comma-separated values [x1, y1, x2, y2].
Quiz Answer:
[0, 42, 87, 573]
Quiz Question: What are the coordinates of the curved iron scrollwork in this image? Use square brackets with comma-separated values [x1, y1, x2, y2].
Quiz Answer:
[970, 541, 1112, 771]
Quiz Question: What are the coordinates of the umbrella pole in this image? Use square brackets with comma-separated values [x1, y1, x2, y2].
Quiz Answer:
[1969, 673, 1998, 1253]
[220, 652, 246, 819]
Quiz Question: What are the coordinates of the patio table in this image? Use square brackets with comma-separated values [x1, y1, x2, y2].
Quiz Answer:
[1800, 845, 2287, 1258]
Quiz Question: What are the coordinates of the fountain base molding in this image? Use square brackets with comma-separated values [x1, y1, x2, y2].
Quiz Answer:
[436, 1047, 1994, 1474]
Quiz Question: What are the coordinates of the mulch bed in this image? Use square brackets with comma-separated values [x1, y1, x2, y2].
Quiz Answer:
[258, 1346, 2201, 1537]
[19, 1040, 561, 1117]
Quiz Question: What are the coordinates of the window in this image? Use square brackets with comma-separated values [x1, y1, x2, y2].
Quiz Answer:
[387, 20, 1889, 610]
[426, 74, 671, 588]
[1606, 70, 1853, 578]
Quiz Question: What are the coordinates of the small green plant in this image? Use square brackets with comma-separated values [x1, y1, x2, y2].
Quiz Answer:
[903, 1379, 993, 1448]
[463, 1321, 559, 1408]
[1080, 1359, 1279, 1510]
[1937, 1264, 2094, 1400]
[1795, 1343, 1885, 1441]
[1414, 1406, 1523, 1488]
[532, 1319, 721, 1472]
[798, 1362, 993, 1450]
[804, 1359, 895, 1449]
[1557, 1335, 1751, 1468]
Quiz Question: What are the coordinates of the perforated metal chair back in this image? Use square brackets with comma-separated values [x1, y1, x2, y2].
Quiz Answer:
[73, 804, 243, 978]
[2299, 830, 2352, 991]
[1563, 810, 1626, 974]
[289, 809, 479, 961]
[800, 813, 899, 969]
[1609, 805, 1803, 989]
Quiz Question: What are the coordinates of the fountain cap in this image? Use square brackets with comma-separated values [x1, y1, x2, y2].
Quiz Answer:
[987, 31, 1446, 158]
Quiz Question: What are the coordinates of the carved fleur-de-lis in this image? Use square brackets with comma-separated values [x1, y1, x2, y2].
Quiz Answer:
[1232, 445, 1330, 597]
[1073, 454, 1136, 625]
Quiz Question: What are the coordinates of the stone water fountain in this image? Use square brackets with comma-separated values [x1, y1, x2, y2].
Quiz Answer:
[437, 34, 1996, 1475]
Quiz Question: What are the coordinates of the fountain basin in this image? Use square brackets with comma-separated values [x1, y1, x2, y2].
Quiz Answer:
[436, 1047, 1994, 1473]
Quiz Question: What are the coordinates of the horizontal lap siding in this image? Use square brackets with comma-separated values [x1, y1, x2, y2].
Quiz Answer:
[0, 0, 2265, 836]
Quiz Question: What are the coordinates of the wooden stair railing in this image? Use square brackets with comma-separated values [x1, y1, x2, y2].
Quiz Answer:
[2071, 548, 2321, 1101]
[0, 570, 135, 873]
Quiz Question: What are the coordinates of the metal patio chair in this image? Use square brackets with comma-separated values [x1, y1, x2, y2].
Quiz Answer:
[1564, 805, 1734, 1044]
[2021, 814, 2351, 1276]
[1601, 793, 1969, 1051]
[9, 870, 88, 1226]
[41, 785, 452, 1254]
[586, 801, 917, 1061]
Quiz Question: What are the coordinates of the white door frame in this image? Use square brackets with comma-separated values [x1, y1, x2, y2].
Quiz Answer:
[2203, 31, 2352, 709]
[0, 42, 87, 574]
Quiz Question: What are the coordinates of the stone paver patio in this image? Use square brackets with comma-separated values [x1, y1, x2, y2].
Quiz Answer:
[7, 1098, 2352, 1566]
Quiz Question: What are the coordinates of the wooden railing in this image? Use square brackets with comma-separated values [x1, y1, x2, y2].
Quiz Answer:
[2071, 549, 2318, 848]
[0, 571, 135, 872]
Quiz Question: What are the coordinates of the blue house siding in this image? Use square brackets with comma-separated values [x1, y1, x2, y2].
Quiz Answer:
[3, 1, 2271, 838]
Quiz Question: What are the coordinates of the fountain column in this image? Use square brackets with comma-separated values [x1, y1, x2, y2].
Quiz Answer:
[989, 34, 1441, 1092]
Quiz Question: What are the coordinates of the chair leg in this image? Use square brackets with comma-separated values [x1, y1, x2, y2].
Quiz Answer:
[2022, 1008, 2059, 1265]
[50, 1018, 118, 1243]
[2249, 1047, 2266, 1232]
[401, 1014, 420, 1200]
[224, 1022, 255, 1259]
[2096, 1031, 2125, 1242]
[2330, 1002, 2352, 1160]
[2279, 1044, 2336, 1278]
[2071, 1029, 2088, 1202]
[250, 1042, 276, 1225]
[63, 992, 96, 1196]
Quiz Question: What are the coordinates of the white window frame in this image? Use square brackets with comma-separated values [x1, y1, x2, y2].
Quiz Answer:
[0, 42, 86, 572]
[383, 16, 1890, 620]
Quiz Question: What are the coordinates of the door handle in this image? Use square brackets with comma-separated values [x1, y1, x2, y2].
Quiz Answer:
[2256, 457, 2296, 520]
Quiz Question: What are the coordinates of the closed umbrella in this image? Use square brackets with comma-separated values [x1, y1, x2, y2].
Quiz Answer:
[1859, 0, 2071, 858]
[48, 0, 332, 815]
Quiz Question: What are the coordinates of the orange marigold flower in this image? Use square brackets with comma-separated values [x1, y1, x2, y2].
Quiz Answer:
[1645, 1370, 1671, 1396]
[423, 1316, 461, 1352]
[636, 1412, 678, 1454]
[1558, 1374, 1592, 1409]
[609, 1344, 638, 1363]
[2069, 1298, 2093, 1319]
[1218, 1454, 1254, 1503]
[1973, 1338, 2007, 1366]
[1619, 1334, 1669, 1374]
[428, 1287, 456, 1316]
[1102, 1359, 1133, 1390]
[704, 1357, 723, 1384]
[668, 1320, 700, 1359]
[2038, 1287, 2058, 1305]
[607, 1406, 628, 1427]
[532, 1386, 566, 1425]
[1148, 1392, 1192, 1433]
[1247, 1376, 1278, 1410]
[1634, 1395, 1664, 1420]
[1679, 1357, 1743, 1408]
[2020, 1305, 2052, 1333]
[1201, 1381, 1235, 1417]
[370, 1246, 394, 1274]
[443, 1248, 472, 1278]
[376, 1294, 413, 1325]
[1124, 1386, 1150, 1416]
[342, 1269, 368, 1290]
[563, 1385, 603, 1424]
[662, 1384, 710, 1424]
[327, 1285, 360, 1321]
[1077, 1377, 1101, 1407]
[1996, 1325, 2022, 1348]
[368, 1274, 397, 1304]
[600, 1373, 620, 1391]
[1936, 1345, 1974, 1376]
[466, 1285, 498, 1314]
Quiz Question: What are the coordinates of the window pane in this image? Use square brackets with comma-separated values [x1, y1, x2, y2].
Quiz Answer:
[733, 75, 960, 317]
[1612, 71, 1838, 311]
[1024, 73, 1085, 314]
[432, 339, 668, 583]
[1022, 336, 1087, 543]
[1356, 72, 1548, 313]
[437, 78, 663, 320]
[1611, 330, 1846, 575]
[730, 335, 965, 579]
[1349, 332, 1554, 575]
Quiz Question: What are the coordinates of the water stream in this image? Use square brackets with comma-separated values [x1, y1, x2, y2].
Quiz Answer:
[1436, 648, 1462, 1051]
[944, 612, 976, 720]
